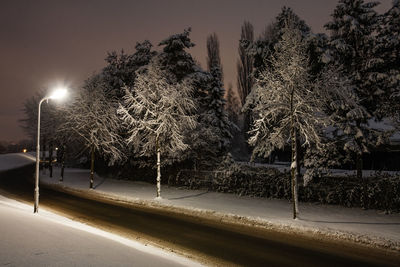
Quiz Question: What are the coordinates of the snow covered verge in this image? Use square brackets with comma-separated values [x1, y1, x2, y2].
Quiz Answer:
[0, 194, 202, 267]
[178, 163, 400, 213]
[39, 167, 400, 254]
[0, 153, 35, 172]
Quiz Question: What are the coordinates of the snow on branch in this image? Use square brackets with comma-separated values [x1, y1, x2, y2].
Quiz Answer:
[117, 62, 197, 163]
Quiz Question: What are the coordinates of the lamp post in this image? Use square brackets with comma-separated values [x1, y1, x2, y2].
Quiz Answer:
[34, 88, 67, 213]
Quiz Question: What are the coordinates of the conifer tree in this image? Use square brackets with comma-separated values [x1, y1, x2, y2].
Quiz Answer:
[206, 33, 223, 78]
[225, 83, 240, 125]
[102, 40, 156, 98]
[237, 21, 254, 107]
[375, 0, 400, 124]
[324, 0, 387, 182]
[158, 28, 196, 82]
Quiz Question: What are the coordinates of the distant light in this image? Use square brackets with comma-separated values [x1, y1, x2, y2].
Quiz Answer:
[55, 147, 59, 151]
[49, 87, 68, 100]
[23, 149, 27, 153]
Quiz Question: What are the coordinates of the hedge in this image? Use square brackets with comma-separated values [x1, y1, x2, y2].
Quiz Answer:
[175, 164, 400, 213]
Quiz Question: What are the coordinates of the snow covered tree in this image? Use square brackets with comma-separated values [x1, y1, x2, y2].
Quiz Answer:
[207, 66, 233, 152]
[205, 32, 233, 154]
[156, 29, 207, 167]
[60, 75, 124, 188]
[186, 70, 224, 168]
[102, 40, 157, 98]
[117, 63, 197, 198]
[244, 7, 311, 79]
[375, 0, 400, 125]
[156, 28, 233, 168]
[324, 0, 389, 185]
[325, 0, 380, 111]
[158, 28, 196, 82]
[244, 25, 357, 219]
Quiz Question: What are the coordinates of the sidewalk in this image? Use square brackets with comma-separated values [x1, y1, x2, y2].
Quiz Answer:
[40, 166, 400, 252]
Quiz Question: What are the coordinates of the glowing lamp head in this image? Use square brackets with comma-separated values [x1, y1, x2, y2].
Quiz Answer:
[49, 87, 68, 100]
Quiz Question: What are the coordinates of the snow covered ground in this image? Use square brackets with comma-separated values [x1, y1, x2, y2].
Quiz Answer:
[1, 153, 399, 255]
[0, 194, 202, 266]
[39, 166, 400, 252]
[0, 152, 35, 172]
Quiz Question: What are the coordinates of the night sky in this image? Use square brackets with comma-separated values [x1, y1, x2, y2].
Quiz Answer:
[0, 0, 391, 142]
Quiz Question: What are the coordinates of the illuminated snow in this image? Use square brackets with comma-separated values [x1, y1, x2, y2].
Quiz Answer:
[0, 195, 203, 267]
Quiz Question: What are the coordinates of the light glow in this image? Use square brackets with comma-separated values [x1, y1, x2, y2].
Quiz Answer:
[49, 87, 68, 100]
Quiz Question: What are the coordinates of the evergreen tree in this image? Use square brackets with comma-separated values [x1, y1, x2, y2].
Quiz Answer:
[375, 0, 400, 124]
[206, 32, 223, 78]
[186, 70, 223, 168]
[157, 28, 233, 168]
[225, 83, 240, 125]
[158, 28, 196, 82]
[102, 40, 156, 98]
[243, 7, 311, 79]
[324, 0, 381, 111]
[324, 0, 387, 182]
[207, 65, 233, 152]
[237, 21, 254, 107]
[206, 32, 232, 153]
[236, 21, 254, 158]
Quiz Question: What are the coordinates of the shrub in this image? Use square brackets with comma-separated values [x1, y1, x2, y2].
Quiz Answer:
[176, 159, 400, 213]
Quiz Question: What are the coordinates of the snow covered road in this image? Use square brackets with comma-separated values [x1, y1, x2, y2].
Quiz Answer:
[0, 153, 35, 172]
[1, 153, 399, 266]
[40, 166, 400, 252]
[0, 195, 201, 267]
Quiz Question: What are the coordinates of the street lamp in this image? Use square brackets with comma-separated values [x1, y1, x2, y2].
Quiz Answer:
[34, 87, 68, 213]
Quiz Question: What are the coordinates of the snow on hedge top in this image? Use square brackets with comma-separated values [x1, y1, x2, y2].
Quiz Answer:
[0, 153, 35, 172]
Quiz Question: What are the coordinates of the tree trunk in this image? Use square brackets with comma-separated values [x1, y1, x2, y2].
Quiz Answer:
[356, 152, 368, 209]
[291, 127, 299, 219]
[49, 143, 53, 178]
[90, 145, 94, 189]
[156, 137, 161, 198]
[41, 137, 46, 173]
[290, 88, 298, 219]
[60, 145, 65, 182]
[354, 120, 367, 208]
[41, 137, 46, 163]
[356, 155, 363, 181]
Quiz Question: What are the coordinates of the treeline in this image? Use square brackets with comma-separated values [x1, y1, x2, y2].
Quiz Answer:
[20, 1, 399, 204]
[21, 28, 234, 187]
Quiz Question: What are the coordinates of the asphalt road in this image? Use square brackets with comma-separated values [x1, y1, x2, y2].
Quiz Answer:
[1, 166, 399, 267]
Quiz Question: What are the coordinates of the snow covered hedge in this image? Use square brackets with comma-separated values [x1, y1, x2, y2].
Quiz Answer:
[301, 174, 400, 213]
[176, 162, 400, 213]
